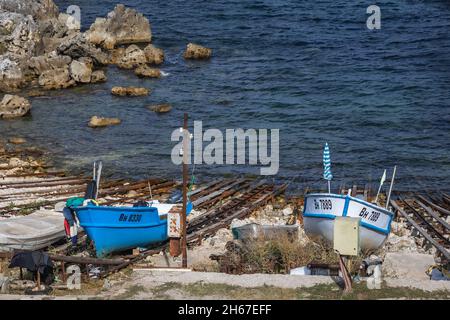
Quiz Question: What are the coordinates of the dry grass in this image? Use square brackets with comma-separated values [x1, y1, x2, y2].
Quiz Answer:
[218, 235, 362, 275]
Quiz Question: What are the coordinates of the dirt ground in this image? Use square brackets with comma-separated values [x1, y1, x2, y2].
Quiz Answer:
[1, 269, 449, 300]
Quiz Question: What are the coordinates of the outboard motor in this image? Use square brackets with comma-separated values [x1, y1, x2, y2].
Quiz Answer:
[168, 189, 183, 203]
[84, 180, 98, 200]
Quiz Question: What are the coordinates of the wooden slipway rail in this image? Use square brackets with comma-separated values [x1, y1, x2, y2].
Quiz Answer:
[0, 145, 287, 280]
[391, 192, 450, 263]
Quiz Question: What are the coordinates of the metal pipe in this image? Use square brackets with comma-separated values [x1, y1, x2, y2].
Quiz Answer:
[386, 165, 397, 209]
[181, 113, 189, 268]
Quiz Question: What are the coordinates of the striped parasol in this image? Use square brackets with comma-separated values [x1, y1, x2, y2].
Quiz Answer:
[323, 142, 332, 192]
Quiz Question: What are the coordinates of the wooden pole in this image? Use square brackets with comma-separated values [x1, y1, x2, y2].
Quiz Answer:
[181, 113, 189, 268]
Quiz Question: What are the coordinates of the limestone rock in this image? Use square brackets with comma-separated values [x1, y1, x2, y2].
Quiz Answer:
[57, 33, 109, 65]
[383, 233, 420, 254]
[38, 65, 75, 89]
[143, 44, 164, 65]
[111, 86, 149, 96]
[28, 53, 72, 76]
[0, 12, 41, 58]
[88, 116, 121, 128]
[0, 94, 31, 118]
[90, 70, 107, 83]
[117, 45, 147, 69]
[109, 47, 125, 65]
[0, 0, 59, 22]
[183, 43, 212, 60]
[86, 4, 152, 49]
[69, 60, 92, 83]
[78, 57, 94, 70]
[148, 104, 172, 113]
[134, 65, 161, 78]
[0, 56, 26, 92]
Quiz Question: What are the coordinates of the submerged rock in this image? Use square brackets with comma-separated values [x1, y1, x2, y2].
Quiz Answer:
[90, 70, 107, 83]
[86, 4, 152, 49]
[69, 60, 92, 83]
[111, 86, 149, 96]
[148, 104, 172, 113]
[88, 116, 121, 128]
[183, 43, 212, 60]
[144, 44, 164, 65]
[0, 94, 31, 118]
[117, 45, 147, 69]
[38, 65, 75, 89]
[134, 65, 161, 78]
[8, 137, 26, 144]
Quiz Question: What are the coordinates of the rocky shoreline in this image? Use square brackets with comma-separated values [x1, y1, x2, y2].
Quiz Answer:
[0, 0, 211, 121]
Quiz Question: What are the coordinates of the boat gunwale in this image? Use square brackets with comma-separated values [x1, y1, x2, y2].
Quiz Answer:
[305, 193, 394, 216]
[303, 193, 393, 235]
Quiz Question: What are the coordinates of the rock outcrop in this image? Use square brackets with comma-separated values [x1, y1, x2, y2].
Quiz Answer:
[0, 12, 41, 58]
[57, 33, 109, 66]
[184, 43, 212, 60]
[86, 4, 152, 49]
[117, 45, 147, 69]
[0, 94, 31, 118]
[90, 70, 107, 83]
[143, 44, 164, 65]
[135, 65, 161, 78]
[0, 0, 59, 22]
[148, 104, 172, 113]
[38, 65, 75, 89]
[111, 86, 149, 96]
[69, 60, 92, 83]
[0, 1, 165, 93]
[88, 116, 121, 128]
[28, 53, 72, 77]
[0, 57, 26, 92]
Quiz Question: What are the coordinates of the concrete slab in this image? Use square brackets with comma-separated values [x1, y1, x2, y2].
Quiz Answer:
[132, 270, 336, 289]
[383, 252, 435, 281]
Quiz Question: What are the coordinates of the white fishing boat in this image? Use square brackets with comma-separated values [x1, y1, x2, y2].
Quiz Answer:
[304, 143, 396, 252]
[303, 193, 394, 251]
[0, 209, 65, 252]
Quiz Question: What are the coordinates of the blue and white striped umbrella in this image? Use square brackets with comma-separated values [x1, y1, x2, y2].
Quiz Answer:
[323, 142, 333, 181]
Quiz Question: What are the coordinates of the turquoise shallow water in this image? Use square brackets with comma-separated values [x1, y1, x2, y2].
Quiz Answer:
[1, 0, 449, 192]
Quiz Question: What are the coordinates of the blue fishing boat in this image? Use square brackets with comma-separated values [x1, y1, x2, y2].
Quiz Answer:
[73, 201, 193, 257]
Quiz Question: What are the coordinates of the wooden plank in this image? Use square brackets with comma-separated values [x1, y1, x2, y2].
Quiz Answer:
[416, 195, 450, 216]
[413, 199, 450, 231]
[391, 200, 450, 261]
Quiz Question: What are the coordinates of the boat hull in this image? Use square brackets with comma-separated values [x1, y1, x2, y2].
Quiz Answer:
[0, 210, 65, 252]
[303, 193, 393, 252]
[74, 202, 193, 257]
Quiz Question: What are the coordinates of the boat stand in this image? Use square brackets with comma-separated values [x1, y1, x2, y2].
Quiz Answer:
[338, 255, 352, 293]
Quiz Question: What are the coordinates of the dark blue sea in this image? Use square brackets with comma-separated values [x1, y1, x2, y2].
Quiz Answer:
[1, 0, 449, 192]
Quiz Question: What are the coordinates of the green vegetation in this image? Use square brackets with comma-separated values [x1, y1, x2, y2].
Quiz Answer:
[151, 281, 450, 300]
